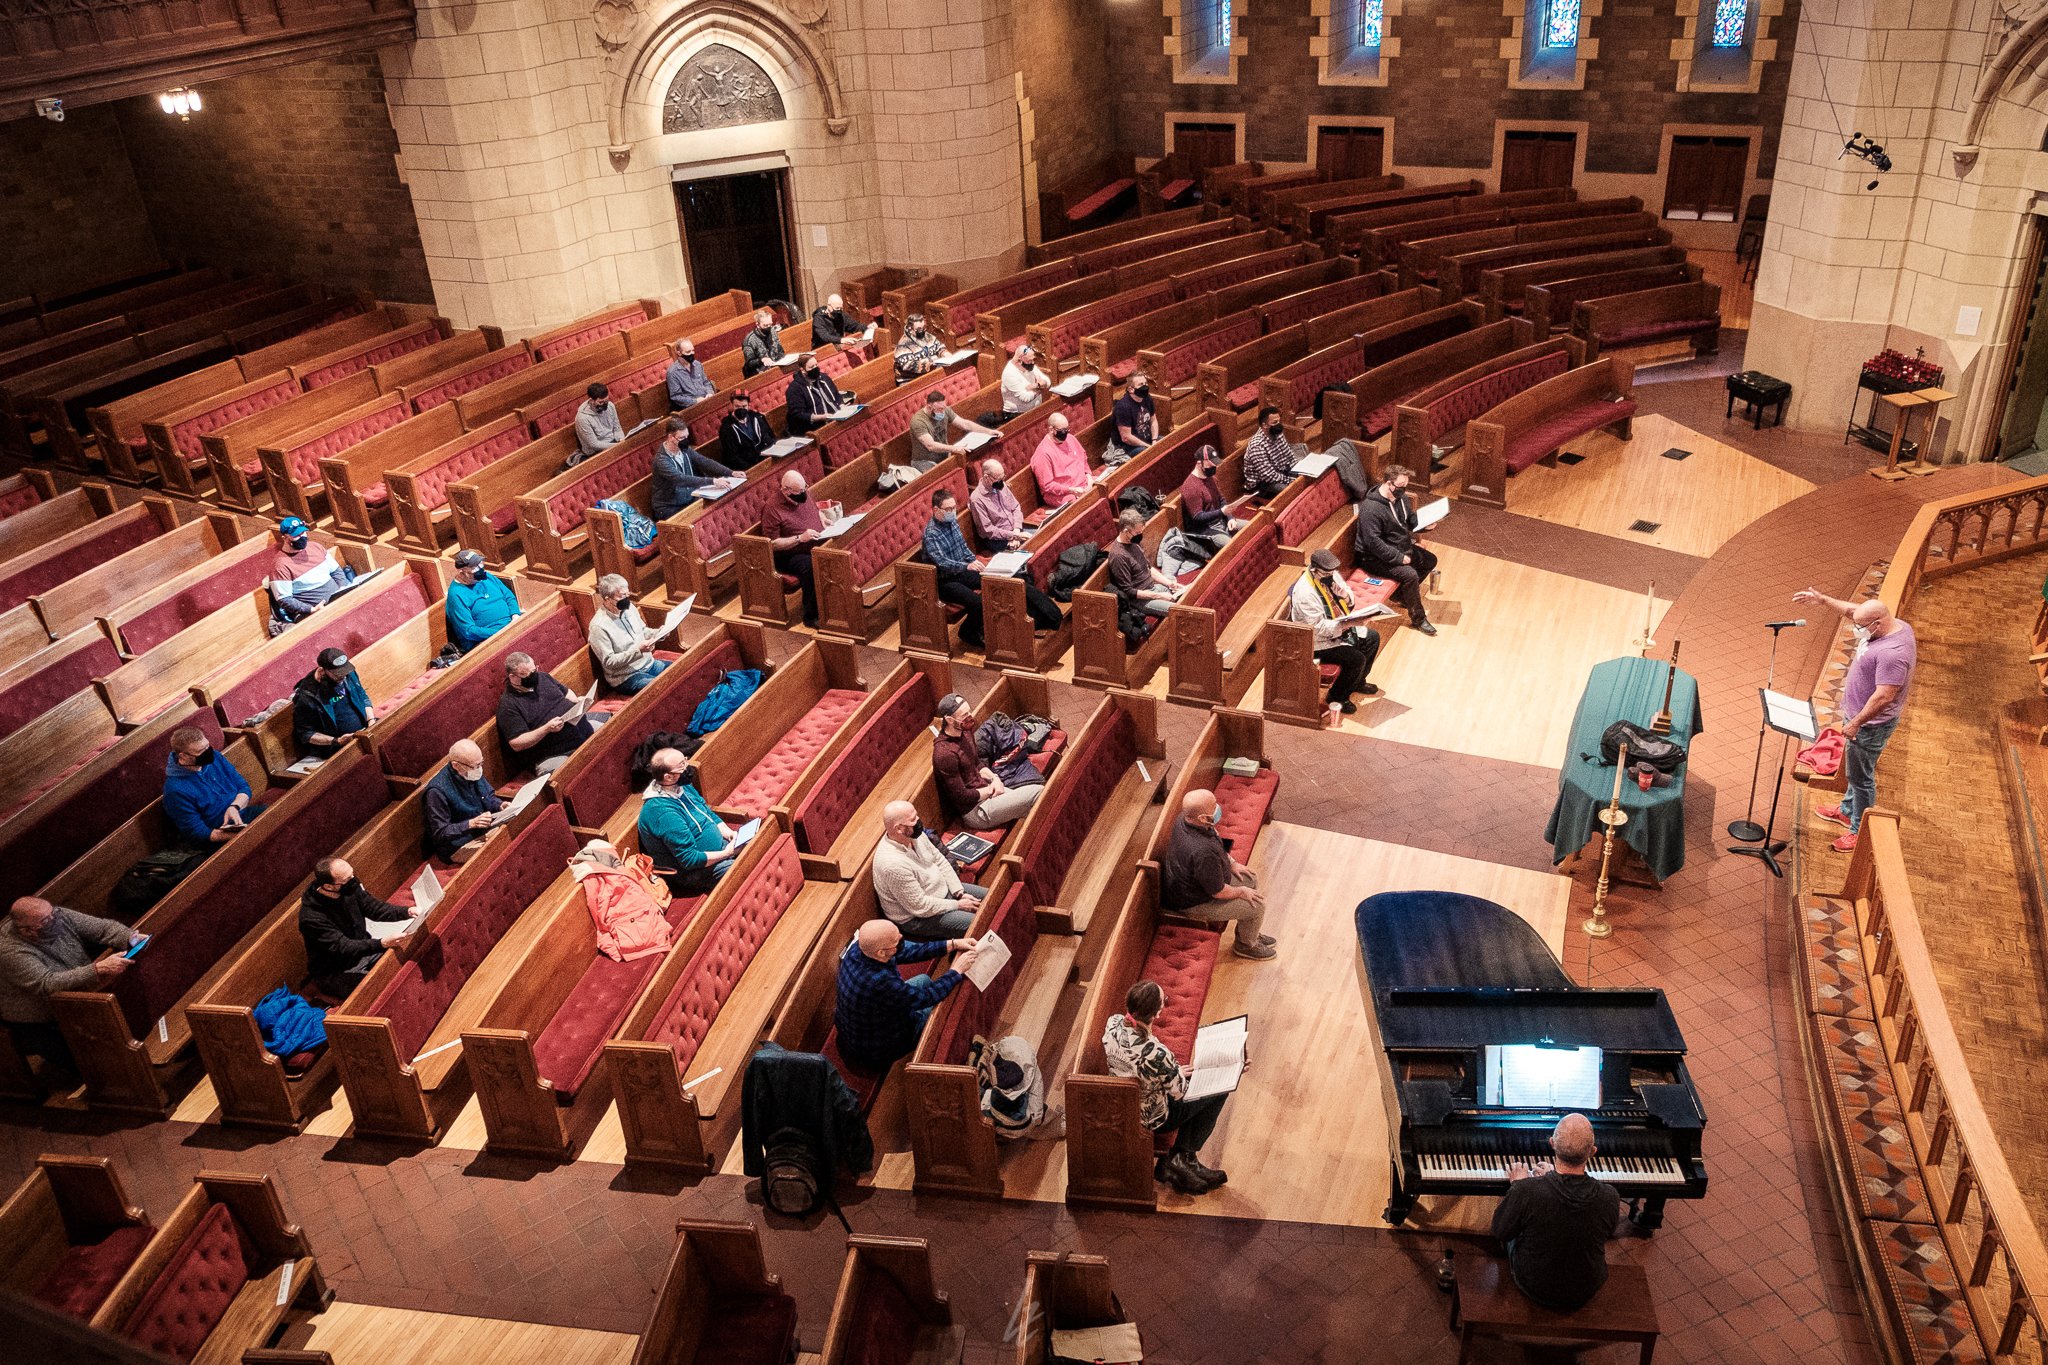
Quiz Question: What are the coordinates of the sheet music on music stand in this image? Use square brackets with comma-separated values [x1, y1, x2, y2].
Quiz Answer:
[1761, 689, 1818, 741]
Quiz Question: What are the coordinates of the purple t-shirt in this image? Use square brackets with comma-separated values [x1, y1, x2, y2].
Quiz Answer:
[1842, 622, 1916, 725]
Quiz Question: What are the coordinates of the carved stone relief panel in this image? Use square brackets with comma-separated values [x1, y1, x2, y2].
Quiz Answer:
[662, 41, 787, 133]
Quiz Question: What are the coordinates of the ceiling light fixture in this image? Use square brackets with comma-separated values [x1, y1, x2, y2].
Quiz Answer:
[158, 87, 202, 120]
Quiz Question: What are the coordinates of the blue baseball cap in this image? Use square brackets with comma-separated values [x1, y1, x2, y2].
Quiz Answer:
[279, 516, 310, 538]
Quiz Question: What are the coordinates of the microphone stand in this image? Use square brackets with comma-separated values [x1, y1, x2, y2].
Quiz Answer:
[1728, 622, 1796, 842]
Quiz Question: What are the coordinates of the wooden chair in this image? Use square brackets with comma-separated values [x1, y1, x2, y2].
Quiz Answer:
[630, 1221, 796, 1365]
[1449, 1258, 1660, 1364]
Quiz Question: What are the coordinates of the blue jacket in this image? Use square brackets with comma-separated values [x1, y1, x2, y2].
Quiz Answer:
[638, 784, 726, 871]
[445, 574, 521, 651]
[162, 748, 253, 845]
[423, 763, 502, 860]
[253, 987, 328, 1058]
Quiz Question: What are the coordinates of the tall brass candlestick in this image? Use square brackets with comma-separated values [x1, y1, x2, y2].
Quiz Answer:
[1652, 639, 1681, 735]
[1586, 742, 1627, 939]
[1633, 582, 1656, 655]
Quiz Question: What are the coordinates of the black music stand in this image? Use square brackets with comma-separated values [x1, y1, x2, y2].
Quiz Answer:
[1728, 621, 1800, 842]
[1727, 689, 1817, 878]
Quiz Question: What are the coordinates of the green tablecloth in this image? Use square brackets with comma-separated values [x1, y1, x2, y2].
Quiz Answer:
[1543, 656, 1703, 883]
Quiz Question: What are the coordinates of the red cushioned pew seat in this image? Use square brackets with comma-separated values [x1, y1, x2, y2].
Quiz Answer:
[32, 1223, 154, 1322]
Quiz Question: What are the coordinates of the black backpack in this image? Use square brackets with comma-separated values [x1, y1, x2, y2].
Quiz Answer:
[1116, 486, 1161, 520]
[1046, 543, 1106, 602]
[1597, 720, 1686, 773]
[110, 847, 206, 919]
[761, 1127, 823, 1215]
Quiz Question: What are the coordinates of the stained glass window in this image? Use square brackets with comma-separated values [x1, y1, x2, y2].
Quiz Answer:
[1360, 0, 1383, 49]
[1218, 0, 1232, 52]
[1544, 0, 1580, 48]
[1710, 0, 1746, 47]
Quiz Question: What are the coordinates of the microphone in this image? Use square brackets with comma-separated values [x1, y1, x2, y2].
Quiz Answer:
[1764, 619, 1806, 629]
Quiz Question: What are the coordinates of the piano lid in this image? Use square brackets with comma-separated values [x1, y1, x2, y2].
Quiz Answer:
[1356, 891, 1685, 1053]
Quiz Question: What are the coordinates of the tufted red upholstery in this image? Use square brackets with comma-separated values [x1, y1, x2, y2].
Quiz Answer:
[0, 514, 164, 614]
[1066, 178, 1136, 221]
[164, 376, 300, 468]
[1261, 276, 1373, 332]
[842, 1268, 922, 1364]
[120, 1202, 253, 1363]
[687, 313, 756, 366]
[114, 757, 388, 1039]
[530, 306, 645, 362]
[1597, 317, 1719, 347]
[411, 421, 534, 513]
[360, 482, 389, 507]
[531, 886, 703, 1096]
[1010, 709, 1137, 909]
[789, 673, 935, 854]
[645, 834, 806, 1071]
[0, 481, 42, 519]
[1425, 353, 1569, 445]
[376, 605, 584, 781]
[1124, 427, 1211, 503]
[33, 1223, 154, 1322]
[1159, 315, 1259, 386]
[822, 365, 978, 470]
[1184, 251, 1286, 296]
[555, 639, 745, 826]
[0, 634, 121, 733]
[0, 735, 122, 832]
[1359, 402, 1399, 441]
[211, 574, 430, 729]
[850, 468, 969, 585]
[993, 396, 1092, 480]
[946, 261, 1081, 339]
[1212, 766, 1279, 857]
[297, 322, 440, 389]
[723, 689, 867, 818]
[1283, 344, 1366, 415]
[278, 394, 411, 488]
[544, 443, 658, 537]
[121, 552, 274, 656]
[367, 806, 581, 1060]
[1342, 571, 1398, 615]
[1138, 922, 1219, 1062]
[1224, 380, 1261, 409]
[928, 883, 1034, 1069]
[1192, 523, 1279, 632]
[0, 708, 220, 907]
[1505, 398, 1637, 474]
[694, 1291, 799, 1365]
[1273, 471, 1344, 548]
[410, 348, 533, 413]
[1042, 283, 1173, 359]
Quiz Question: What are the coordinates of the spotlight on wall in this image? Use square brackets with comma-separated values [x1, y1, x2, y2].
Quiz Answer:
[158, 87, 202, 121]
[1841, 132, 1891, 191]
[33, 98, 64, 123]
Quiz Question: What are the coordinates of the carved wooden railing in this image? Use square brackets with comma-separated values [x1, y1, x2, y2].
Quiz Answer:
[1840, 814, 2048, 1361]
[1883, 473, 2048, 612]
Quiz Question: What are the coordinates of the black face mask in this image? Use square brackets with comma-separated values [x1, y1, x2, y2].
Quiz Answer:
[788, 490, 809, 504]
[287, 537, 308, 552]
[989, 478, 1005, 491]
[1266, 423, 1283, 436]
[1133, 384, 1149, 396]
[185, 749, 217, 768]
[1052, 430, 1067, 442]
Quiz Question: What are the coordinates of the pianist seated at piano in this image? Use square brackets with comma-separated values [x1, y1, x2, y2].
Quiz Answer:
[1491, 1113, 1623, 1313]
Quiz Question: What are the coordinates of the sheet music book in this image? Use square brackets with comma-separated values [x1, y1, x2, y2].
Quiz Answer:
[817, 511, 866, 539]
[1022, 508, 1053, 529]
[1335, 602, 1395, 625]
[409, 865, 444, 914]
[283, 755, 327, 776]
[1484, 1043, 1602, 1110]
[1050, 1324, 1142, 1364]
[936, 347, 978, 366]
[369, 911, 422, 943]
[624, 416, 660, 439]
[957, 431, 996, 453]
[1762, 688, 1818, 741]
[696, 480, 736, 500]
[763, 436, 814, 459]
[829, 403, 866, 421]
[1292, 451, 1339, 478]
[653, 595, 695, 642]
[324, 566, 385, 603]
[488, 775, 550, 826]
[561, 678, 600, 723]
[1413, 497, 1451, 532]
[770, 353, 802, 367]
[1051, 372, 1099, 399]
[1182, 1014, 1248, 1102]
[984, 550, 1031, 576]
[962, 929, 1010, 990]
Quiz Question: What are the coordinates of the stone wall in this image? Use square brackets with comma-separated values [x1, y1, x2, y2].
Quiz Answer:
[0, 103, 162, 303]
[115, 53, 433, 303]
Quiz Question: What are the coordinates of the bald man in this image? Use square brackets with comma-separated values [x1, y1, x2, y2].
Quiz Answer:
[872, 799, 988, 940]
[810, 293, 863, 348]
[424, 738, 503, 862]
[1796, 587, 1917, 853]
[1158, 788, 1274, 959]
[1029, 411, 1089, 508]
[299, 857, 414, 998]
[832, 917, 980, 1075]
[761, 468, 826, 627]
[0, 897, 142, 1081]
[1492, 1113, 1622, 1312]
[639, 748, 740, 895]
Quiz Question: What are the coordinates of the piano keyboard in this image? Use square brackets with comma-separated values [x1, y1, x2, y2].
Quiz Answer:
[1417, 1152, 1689, 1186]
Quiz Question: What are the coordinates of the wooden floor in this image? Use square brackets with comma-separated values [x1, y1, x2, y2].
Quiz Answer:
[1506, 412, 1813, 559]
[281, 1301, 637, 1365]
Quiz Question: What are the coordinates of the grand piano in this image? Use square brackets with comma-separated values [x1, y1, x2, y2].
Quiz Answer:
[1355, 890, 1707, 1233]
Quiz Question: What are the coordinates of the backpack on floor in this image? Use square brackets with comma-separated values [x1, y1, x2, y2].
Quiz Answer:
[761, 1128, 823, 1216]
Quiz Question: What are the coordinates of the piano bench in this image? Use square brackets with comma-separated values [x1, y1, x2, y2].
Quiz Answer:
[1450, 1259, 1659, 1364]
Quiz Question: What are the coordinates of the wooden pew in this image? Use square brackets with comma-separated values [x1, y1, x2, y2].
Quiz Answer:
[1434, 227, 1674, 302]
[234, 307, 423, 380]
[1112, 231, 1287, 294]
[630, 1222, 797, 1365]
[445, 422, 587, 572]
[511, 404, 666, 584]
[0, 467, 55, 520]
[1352, 189, 1600, 266]
[1234, 168, 1324, 219]
[1265, 173, 1410, 232]
[1321, 315, 1540, 452]
[286, 317, 450, 390]
[514, 345, 675, 442]
[1386, 333, 1581, 478]
[1461, 353, 1637, 510]
[142, 368, 302, 498]
[1294, 180, 1492, 239]
[450, 334, 630, 430]
[819, 1236, 955, 1364]
[929, 260, 1083, 350]
[1168, 241, 1323, 302]
[84, 359, 249, 485]
[48, 742, 394, 1116]
[620, 288, 752, 358]
[201, 370, 384, 513]
[0, 479, 116, 569]
[805, 459, 975, 643]
[1038, 156, 1140, 241]
[1030, 203, 1210, 265]
[869, 272, 957, 334]
[0, 497, 178, 618]
[365, 327, 500, 394]
[1163, 510, 1348, 709]
[37, 269, 226, 334]
[1572, 280, 1723, 361]
[523, 299, 660, 361]
[666, 341, 876, 467]
[1196, 159, 1264, 212]
[1069, 218, 1251, 279]
[1027, 279, 1178, 371]
[400, 340, 535, 415]
[1519, 261, 1701, 337]
[655, 441, 830, 611]
[1198, 288, 1438, 428]
[256, 388, 417, 525]
[1012, 1251, 1132, 1364]
[1487, 246, 1692, 324]
[29, 502, 242, 641]
[1257, 295, 1479, 433]
[1257, 475, 1408, 728]
[313, 404, 465, 543]
[1400, 212, 1658, 293]
[0, 1155, 155, 1330]
[977, 275, 1119, 355]
[376, 411, 527, 556]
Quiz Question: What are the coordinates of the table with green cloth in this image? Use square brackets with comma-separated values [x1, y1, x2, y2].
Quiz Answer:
[1543, 656, 1703, 884]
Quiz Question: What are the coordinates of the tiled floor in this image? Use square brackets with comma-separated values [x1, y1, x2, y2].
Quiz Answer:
[0, 380, 2020, 1362]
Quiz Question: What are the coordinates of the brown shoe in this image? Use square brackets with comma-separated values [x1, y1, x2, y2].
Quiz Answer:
[1233, 939, 1277, 960]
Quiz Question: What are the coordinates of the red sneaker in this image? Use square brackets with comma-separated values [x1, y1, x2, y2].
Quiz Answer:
[1815, 804, 1852, 829]
[1831, 832, 1859, 853]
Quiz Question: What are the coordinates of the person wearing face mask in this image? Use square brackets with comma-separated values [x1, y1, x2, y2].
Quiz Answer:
[968, 458, 1027, 550]
[1001, 343, 1053, 416]
[931, 693, 1041, 831]
[638, 748, 743, 895]
[741, 309, 785, 377]
[1179, 444, 1244, 554]
[423, 739, 502, 863]
[1029, 411, 1090, 508]
[651, 416, 740, 520]
[162, 726, 263, 848]
[911, 386, 997, 463]
[1795, 589, 1918, 853]
[760, 469, 826, 626]
[298, 857, 414, 999]
[496, 652, 598, 774]
[1289, 549, 1381, 722]
[873, 799, 989, 940]
[810, 293, 864, 348]
[1159, 788, 1274, 960]
[921, 488, 991, 648]
[1353, 463, 1438, 636]
[1102, 978, 1231, 1194]
[572, 382, 626, 464]
[666, 340, 715, 409]
[444, 549, 522, 652]
[1243, 404, 1303, 498]
[1106, 507, 1182, 624]
[268, 517, 354, 621]
[2, 896, 144, 1083]
[588, 573, 670, 695]
[718, 387, 777, 469]
[784, 353, 851, 436]
[1111, 373, 1157, 459]
[894, 311, 945, 382]
[291, 647, 374, 761]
